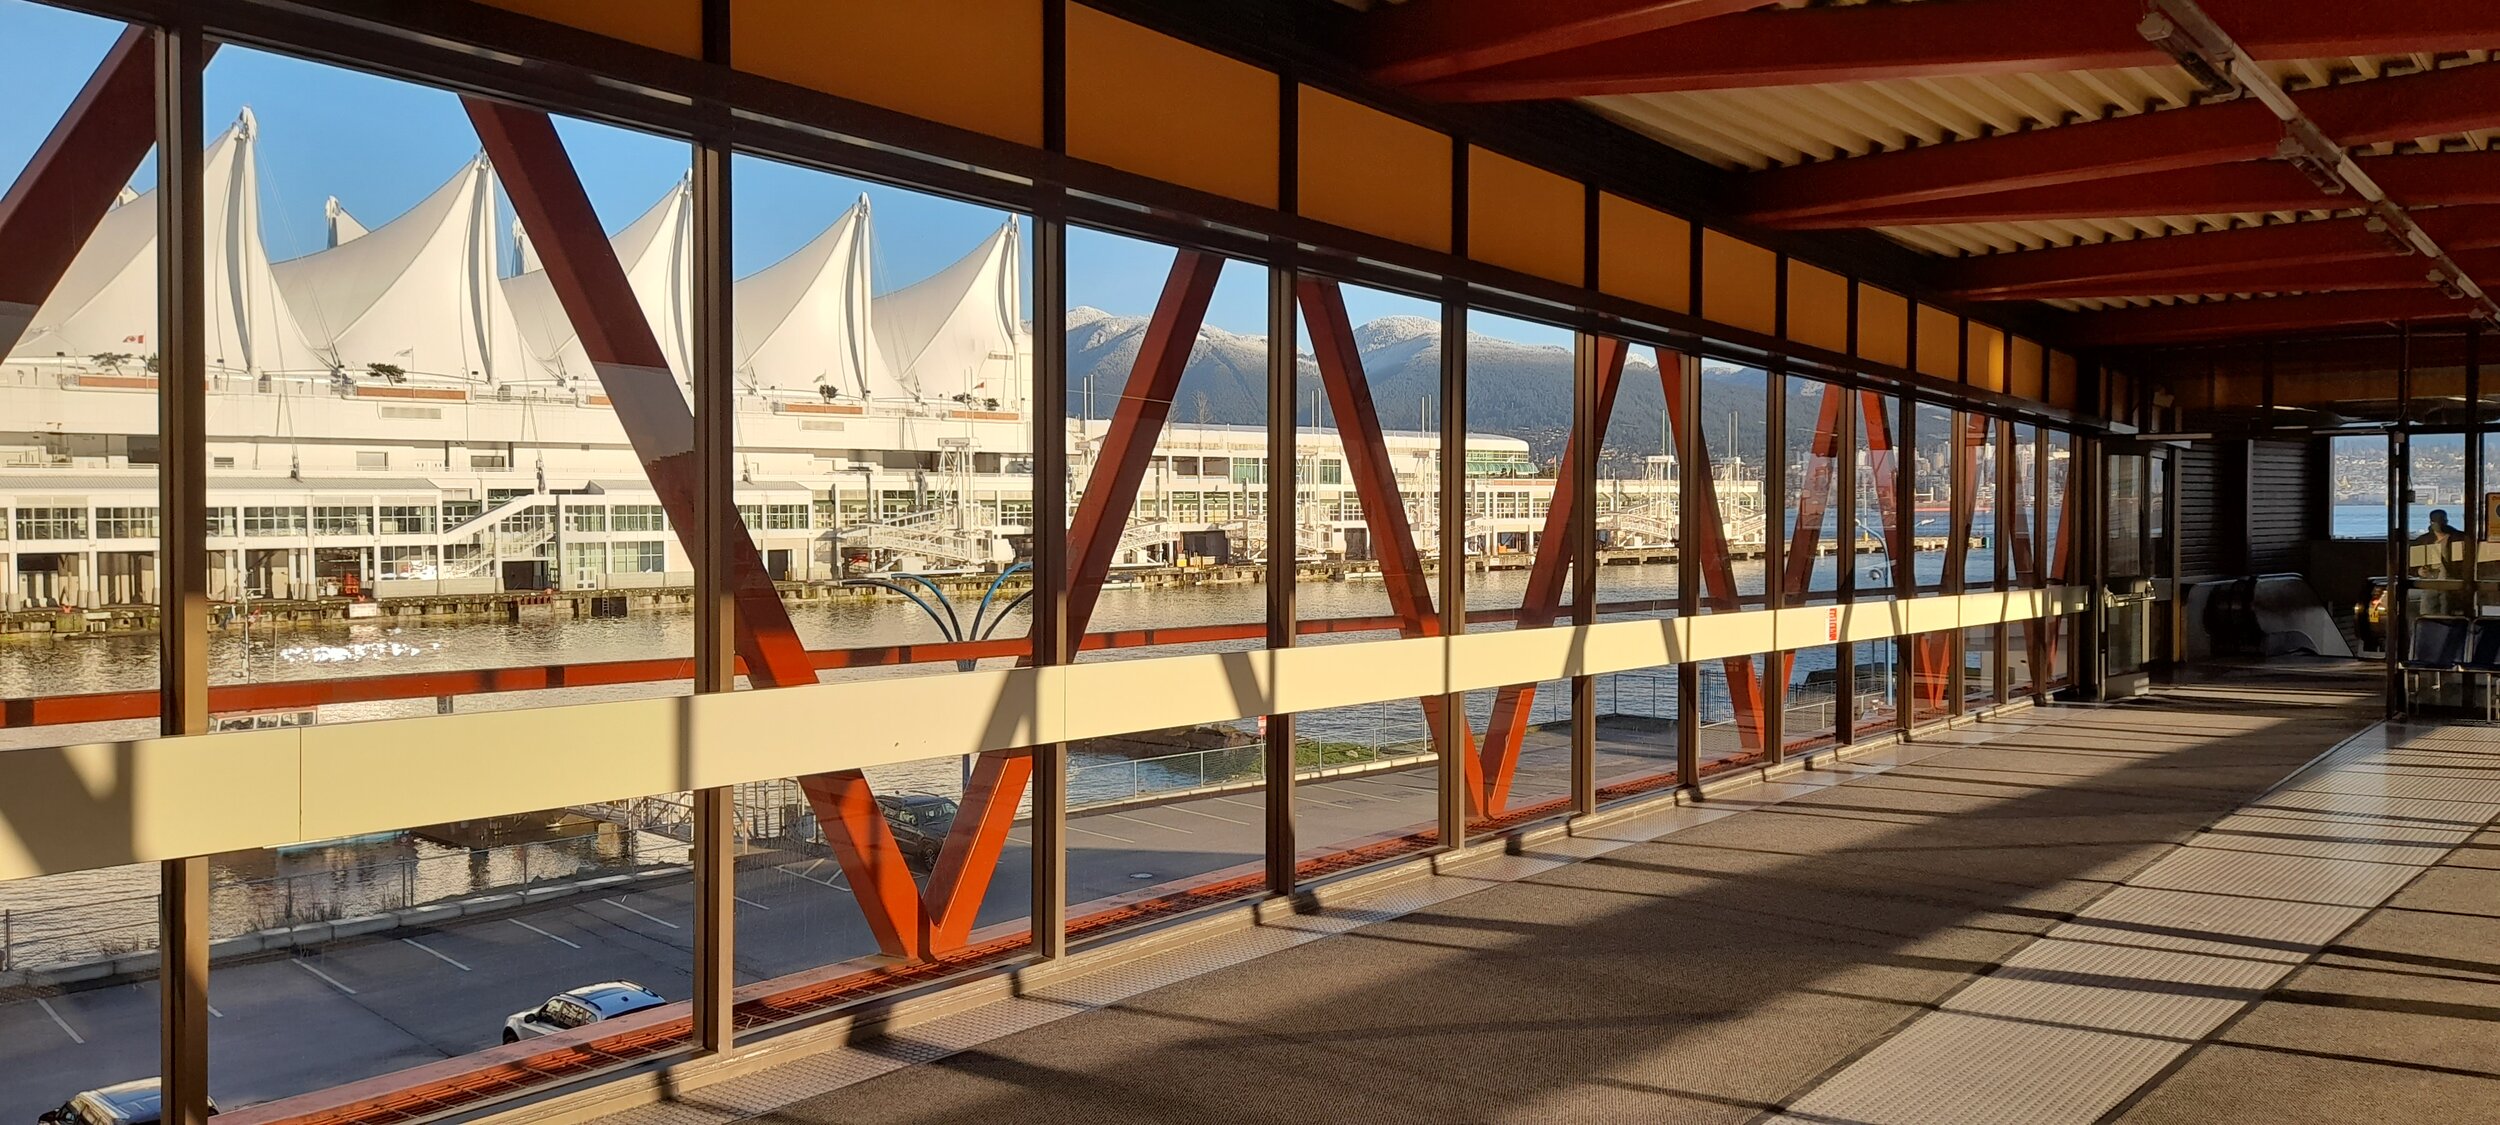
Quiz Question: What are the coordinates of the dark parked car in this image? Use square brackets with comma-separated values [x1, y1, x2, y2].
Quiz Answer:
[38, 1080, 214, 1125]
[876, 792, 960, 867]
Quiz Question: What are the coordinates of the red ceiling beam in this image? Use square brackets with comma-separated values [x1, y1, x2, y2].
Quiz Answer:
[1938, 206, 2500, 301]
[1978, 248, 2500, 303]
[2071, 289, 2479, 346]
[1366, 0, 1769, 87]
[1407, 0, 2500, 101]
[1740, 62, 2500, 226]
[1777, 151, 2500, 230]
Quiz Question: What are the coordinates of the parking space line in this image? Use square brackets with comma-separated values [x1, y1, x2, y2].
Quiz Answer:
[292, 958, 359, 996]
[1099, 812, 1175, 833]
[402, 937, 470, 971]
[208, 1004, 223, 1019]
[36, 998, 84, 1044]
[604, 898, 682, 929]
[512, 919, 582, 948]
[775, 861, 846, 889]
[1164, 803, 1245, 824]
[1067, 824, 1133, 844]
[1213, 797, 1263, 811]
[734, 894, 772, 911]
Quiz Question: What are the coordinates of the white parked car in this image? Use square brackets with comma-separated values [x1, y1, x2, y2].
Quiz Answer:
[502, 981, 666, 1043]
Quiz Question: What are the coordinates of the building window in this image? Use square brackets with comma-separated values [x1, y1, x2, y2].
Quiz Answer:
[355, 450, 389, 471]
[94, 507, 158, 539]
[206, 508, 237, 537]
[441, 499, 482, 526]
[610, 504, 666, 532]
[242, 506, 306, 536]
[377, 505, 435, 535]
[211, 455, 236, 470]
[563, 542, 606, 577]
[565, 507, 607, 533]
[14, 507, 88, 540]
[2329, 434, 2389, 540]
[612, 540, 667, 572]
[313, 506, 373, 535]
[1232, 457, 1264, 485]
[378, 545, 438, 577]
[1318, 458, 1344, 485]
[766, 503, 809, 530]
[470, 452, 510, 470]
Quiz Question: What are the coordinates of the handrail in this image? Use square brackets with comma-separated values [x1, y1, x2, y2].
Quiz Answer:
[0, 595, 2045, 734]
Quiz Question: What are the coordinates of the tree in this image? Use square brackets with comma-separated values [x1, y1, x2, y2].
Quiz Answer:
[90, 351, 131, 374]
[365, 362, 407, 384]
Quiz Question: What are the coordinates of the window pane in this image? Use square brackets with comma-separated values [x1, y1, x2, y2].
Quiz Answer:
[0, 6, 165, 1110]
[2329, 434, 2386, 540]
[1594, 336, 1678, 807]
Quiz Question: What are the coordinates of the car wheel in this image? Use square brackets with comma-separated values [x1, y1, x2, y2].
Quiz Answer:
[502, 1029, 519, 1044]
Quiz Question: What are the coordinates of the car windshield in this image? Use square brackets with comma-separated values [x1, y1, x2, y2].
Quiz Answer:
[545, 999, 594, 1028]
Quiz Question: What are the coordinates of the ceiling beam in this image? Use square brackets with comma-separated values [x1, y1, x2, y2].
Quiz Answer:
[1939, 206, 2500, 300]
[1981, 248, 2500, 303]
[1403, 0, 2500, 101]
[1740, 61, 2500, 226]
[1773, 151, 2500, 230]
[2071, 289, 2478, 346]
[1365, 0, 1768, 87]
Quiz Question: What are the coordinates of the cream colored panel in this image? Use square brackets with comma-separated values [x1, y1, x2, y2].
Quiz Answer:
[1448, 625, 1592, 693]
[1837, 602, 1901, 644]
[1060, 654, 1273, 741]
[692, 667, 1055, 786]
[1772, 604, 1850, 650]
[0, 729, 300, 882]
[299, 699, 691, 839]
[1577, 616, 1690, 678]
[1271, 635, 1448, 715]
[1898, 596, 1963, 634]
[1686, 611, 1780, 663]
[1958, 590, 2012, 628]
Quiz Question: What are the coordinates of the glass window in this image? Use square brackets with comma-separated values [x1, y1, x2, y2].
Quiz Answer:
[2329, 434, 2388, 539]
[610, 504, 665, 531]
[1594, 336, 1678, 807]
[313, 506, 372, 535]
[12, 507, 87, 540]
[564, 506, 606, 533]
[377, 504, 434, 534]
[611, 541, 667, 573]
[95, 507, 158, 540]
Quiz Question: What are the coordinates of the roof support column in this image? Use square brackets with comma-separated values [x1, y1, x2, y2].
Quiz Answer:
[1264, 257, 1299, 896]
[1659, 348, 1769, 762]
[155, 14, 212, 1125]
[688, 0, 736, 1054]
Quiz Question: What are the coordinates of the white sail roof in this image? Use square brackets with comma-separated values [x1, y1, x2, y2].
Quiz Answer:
[870, 221, 1023, 407]
[10, 110, 325, 376]
[501, 178, 694, 384]
[734, 195, 873, 397]
[6, 119, 1028, 407]
[275, 155, 525, 382]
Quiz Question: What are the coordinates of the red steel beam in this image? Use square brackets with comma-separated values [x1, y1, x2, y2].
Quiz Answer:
[1776, 151, 2500, 230]
[1406, 0, 2500, 102]
[1740, 63, 2500, 226]
[1974, 247, 2500, 304]
[0, 29, 218, 357]
[470, 98, 995, 962]
[1940, 206, 2500, 301]
[2071, 289, 2478, 347]
[1659, 348, 1768, 750]
[1771, 386, 1848, 741]
[1367, 0, 1770, 87]
[1477, 336, 1629, 814]
[1066, 252, 1224, 633]
[1299, 278, 1488, 807]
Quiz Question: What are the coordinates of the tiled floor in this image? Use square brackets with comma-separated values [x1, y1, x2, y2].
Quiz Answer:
[572, 672, 2500, 1125]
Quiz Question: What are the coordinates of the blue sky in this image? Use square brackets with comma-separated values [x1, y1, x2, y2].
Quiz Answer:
[0, 2, 1564, 344]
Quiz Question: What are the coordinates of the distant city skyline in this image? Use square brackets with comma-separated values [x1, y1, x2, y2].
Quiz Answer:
[0, 2, 1570, 347]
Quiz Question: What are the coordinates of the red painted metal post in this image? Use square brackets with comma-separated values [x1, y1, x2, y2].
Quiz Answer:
[1770, 384, 1848, 738]
[1299, 278, 1488, 807]
[1477, 336, 1627, 813]
[0, 29, 217, 357]
[463, 99, 956, 960]
[1658, 348, 1767, 752]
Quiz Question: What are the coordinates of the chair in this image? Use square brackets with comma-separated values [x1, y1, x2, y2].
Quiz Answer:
[2405, 615, 2473, 714]
[2464, 618, 2500, 720]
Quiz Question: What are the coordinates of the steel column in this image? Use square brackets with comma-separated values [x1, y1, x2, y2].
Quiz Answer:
[1436, 292, 1469, 845]
[1674, 350, 1703, 787]
[1264, 261, 1298, 895]
[1026, 204, 1069, 957]
[1569, 333, 1606, 815]
[154, 16, 211, 1125]
[688, 0, 735, 1051]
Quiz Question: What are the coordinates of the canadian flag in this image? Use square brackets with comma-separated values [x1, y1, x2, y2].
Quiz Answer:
[123, 334, 146, 344]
